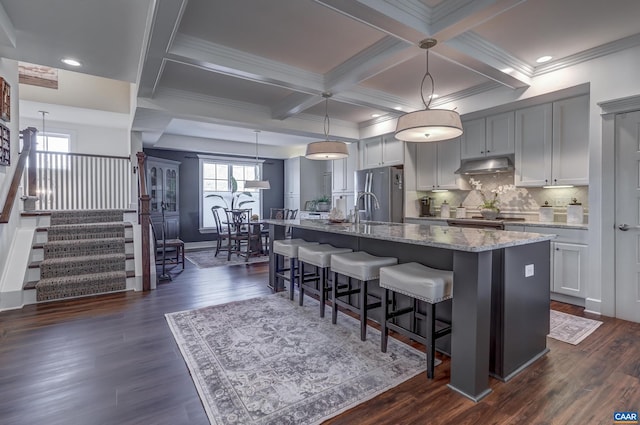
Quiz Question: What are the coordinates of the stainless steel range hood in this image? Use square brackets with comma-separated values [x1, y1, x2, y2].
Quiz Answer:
[454, 157, 514, 175]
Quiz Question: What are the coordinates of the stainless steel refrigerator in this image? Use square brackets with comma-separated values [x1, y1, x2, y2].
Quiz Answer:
[354, 166, 404, 223]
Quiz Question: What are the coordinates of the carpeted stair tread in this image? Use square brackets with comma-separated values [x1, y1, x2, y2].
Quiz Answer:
[36, 271, 127, 301]
[29, 253, 134, 268]
[49, 209, 125, 225]
[40, 253, 126, 278]
[43, 237, 126, 259]
[46, 222, 125, 241]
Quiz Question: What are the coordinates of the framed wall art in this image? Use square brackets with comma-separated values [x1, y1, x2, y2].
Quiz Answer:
[0, 123, 9, 166]
[0, 77, 10, 122]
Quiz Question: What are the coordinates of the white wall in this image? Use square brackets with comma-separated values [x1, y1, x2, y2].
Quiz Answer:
[0, 57, 21, 303]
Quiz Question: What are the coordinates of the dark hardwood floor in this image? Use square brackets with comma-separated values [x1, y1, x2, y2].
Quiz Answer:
[1, 261, 639, 425]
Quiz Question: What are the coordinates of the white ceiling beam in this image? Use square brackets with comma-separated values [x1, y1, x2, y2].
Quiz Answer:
[271, 93, 323, 121]
[314, 0, 531, 88]
[324, 35, 412, 93]
[143, 88, 360, 141]
[167, 34, 325, 94]
[137, 0, 188, 98]
[0, 2, 16, 48]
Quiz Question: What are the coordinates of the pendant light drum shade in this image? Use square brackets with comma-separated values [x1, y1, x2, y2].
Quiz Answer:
[394, 38, 463, 143]
[395, 109, 462, 142]
[305, 92, 350, 160]
[244, 130, 270, 190]
[305, 140, 349, 160]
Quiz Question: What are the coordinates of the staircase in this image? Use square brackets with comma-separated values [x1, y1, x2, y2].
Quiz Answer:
[24, 210, 136, 302]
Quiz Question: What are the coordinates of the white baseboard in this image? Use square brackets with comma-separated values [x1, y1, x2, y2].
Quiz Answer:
[550, 292, 585, 307]
[584, 298, 602, 315]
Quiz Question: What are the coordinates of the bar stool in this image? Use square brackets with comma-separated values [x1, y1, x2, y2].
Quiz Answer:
[297, 244, 353, 317]
[330, 251, 397, 341]
[272, 239, 318, 300]
[379, 262, 453, 379]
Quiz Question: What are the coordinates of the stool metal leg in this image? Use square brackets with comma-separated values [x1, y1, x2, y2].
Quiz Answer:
[427, 303, 436, 379]
[381, 288, 389, 352]
[289, 257, 296, 301]
[332, 271, 339, 324]
[359, 279, 368, 341]
[319, 267, 326, 318]
[299, 261, 306, 305]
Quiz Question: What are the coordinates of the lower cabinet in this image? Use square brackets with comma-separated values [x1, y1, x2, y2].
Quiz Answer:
[524, 226, 588, 301]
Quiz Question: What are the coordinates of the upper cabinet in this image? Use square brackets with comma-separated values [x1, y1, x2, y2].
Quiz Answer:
[360, 134, 404, 169]
[285, 156, 327, 211]
[332, 142, 357, 193]
[460, 112, 515, 160]
[515, 95, 589, 187]
[416, 138, 461, 191]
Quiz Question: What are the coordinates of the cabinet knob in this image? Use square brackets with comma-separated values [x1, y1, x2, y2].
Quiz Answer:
[486, 150, 490, 153]
[555, 247, 560, 251]
[480, 150, 484, 154]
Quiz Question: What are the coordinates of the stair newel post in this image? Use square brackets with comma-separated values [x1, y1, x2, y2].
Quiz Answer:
[137, 152, 151, 291]
[27, 127, 38, 197]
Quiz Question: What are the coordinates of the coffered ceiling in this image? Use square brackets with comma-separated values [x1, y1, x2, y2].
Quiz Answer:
[1, 0, 640, 157]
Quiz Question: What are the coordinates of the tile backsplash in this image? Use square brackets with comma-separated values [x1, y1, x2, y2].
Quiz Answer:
[408, 173, 588, 223]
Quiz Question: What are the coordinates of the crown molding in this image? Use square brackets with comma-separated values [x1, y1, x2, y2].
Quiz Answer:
[598, 94, 640, 115]
[337, 86, 423, 113]
[358, 113, 398, 129]
[431, 81, 502, 107]
[534, 32, 640, 77]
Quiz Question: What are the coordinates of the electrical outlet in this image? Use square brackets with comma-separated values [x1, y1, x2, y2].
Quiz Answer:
[525, 264, 534, 277]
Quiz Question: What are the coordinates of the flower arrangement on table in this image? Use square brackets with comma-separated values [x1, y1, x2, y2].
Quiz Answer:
[469, 178, 516, 219]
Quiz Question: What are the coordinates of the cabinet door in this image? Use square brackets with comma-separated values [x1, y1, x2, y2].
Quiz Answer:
[416, 143, 437, 190]
[485, 112, 515, 156]
[284, 157, 301, 195]
[332, 157, 347, 192]
[382, 135, 403, 166]
[362, 137, 383, 169]
[436, 138, 461, 189]
[515, 104, 553, 187]
[552, 95, 589, 186]
[285, 194, 300, 211]
[552, 242, 587, 297]
[460, 118, 486, 159]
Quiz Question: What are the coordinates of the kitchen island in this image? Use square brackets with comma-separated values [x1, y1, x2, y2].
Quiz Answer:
[264, 219, 555, 402]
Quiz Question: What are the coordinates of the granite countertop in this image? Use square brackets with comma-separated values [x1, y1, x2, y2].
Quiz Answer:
[263, 219, 555, 253]
[406, 216, 588, 230]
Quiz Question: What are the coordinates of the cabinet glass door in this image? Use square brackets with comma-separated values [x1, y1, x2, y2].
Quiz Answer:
[166, 169, 177, 212]
[150, 167, 159, 212]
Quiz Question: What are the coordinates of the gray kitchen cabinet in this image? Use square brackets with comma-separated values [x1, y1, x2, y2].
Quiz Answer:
[284, 156, 326, 211]
[416, 138, 461, 191]
[360, 134, 404, 169]
[460, 112, 514, 160]
[515, 95, 589, 187]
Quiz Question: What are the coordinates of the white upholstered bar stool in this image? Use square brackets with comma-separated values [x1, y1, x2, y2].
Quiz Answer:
[379, 262, 453, 379]
[272, 239, 319, 300]
[297, 244, 353, 317]
[330, 251, 398, 341]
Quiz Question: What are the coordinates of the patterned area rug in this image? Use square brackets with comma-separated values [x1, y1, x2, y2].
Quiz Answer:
[549, 310, 603, 345]
[166, 294, 428, 425]
[185, 248, 269, 268]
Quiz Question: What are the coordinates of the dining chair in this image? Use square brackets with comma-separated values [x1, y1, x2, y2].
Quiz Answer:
[211, 207, 231, 257]
[150, 220, 185, 269]
[224, 209, 261, 261]
[270, 208, 289, 219]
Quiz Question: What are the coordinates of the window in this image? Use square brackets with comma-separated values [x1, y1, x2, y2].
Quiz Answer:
[36, 132, 70, 153]
[200, 157, 262, 230]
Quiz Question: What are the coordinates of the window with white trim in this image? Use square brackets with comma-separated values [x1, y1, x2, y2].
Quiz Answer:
[36, 132, 70, 153]
[200, 157, 262, 230]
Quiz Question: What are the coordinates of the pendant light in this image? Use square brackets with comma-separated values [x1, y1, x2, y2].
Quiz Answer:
[305, 92, 349, 160]
[244, 130, 271, 190]
[395, 39, 463, 142]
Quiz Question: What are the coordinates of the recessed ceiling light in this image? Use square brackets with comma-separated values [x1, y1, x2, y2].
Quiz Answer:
[371, 113, 381, 118]
[394, 106, 403, 111]
[61, 58, 82, 67]
[536, 55, 552, 63]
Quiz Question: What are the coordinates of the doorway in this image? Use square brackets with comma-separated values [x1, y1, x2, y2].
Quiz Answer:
[615, 110, 640, 322]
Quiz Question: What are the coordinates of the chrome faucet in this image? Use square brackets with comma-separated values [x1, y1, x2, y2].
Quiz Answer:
[354, 191, 380, 224]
